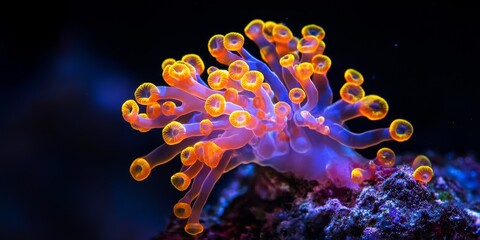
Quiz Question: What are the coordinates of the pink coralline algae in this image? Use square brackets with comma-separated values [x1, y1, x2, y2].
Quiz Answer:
[121, 19, 426, 235]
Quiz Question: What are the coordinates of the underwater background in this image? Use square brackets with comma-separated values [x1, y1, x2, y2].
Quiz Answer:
[1, 0, 478, 239]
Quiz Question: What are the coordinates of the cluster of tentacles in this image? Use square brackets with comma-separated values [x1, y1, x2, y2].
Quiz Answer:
[121, 19, 433, 235]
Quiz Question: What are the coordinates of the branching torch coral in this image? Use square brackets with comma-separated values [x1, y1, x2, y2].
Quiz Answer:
[121, 19, 418, 235]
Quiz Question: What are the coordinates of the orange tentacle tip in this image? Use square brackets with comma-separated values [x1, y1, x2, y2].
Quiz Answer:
[344, 68, 364, 86]
[274, 101, 291, 117]
[134, 82, 160, 105]
[311, 54, 331, 74]
[162, 121, 186, 145]
[244, 19, 265, 40]
[340, 82, 365, 104]
[389, 119, 414, 142]
[253, 96, 266, 109]
[412, 154, 432, 169]
[130, 158, 151, 181]
[199, 119, 214, 136]
[207, 69, 229, 90]
[161, 58, 176, 70]
[204, 94, 226, 117]
[294, 62, 314, 81]
[358, 95, 389, 121]
[180, 147, 197, 166]
[181, 54, 205, 75]
[208, 34, 226, 57]
[229, 110, 252, 128]
[202, 141, 223, 168]
[185, 223, 204, 236]
[301, 24, 325, 40]
[193, 141, 205, 162]
[351, 168, 368, 184]
[121, 99, 139, 123]
[224, 87, 239, 102]
[168, 62, 193, 82]
[289, 88, 306, 104]
[228, 60, 249, 81]
[171, 172, 191, 191]
[297, 35, 320, 54]
[413, 165, 434, 183]
[161, 101, 176, 116]
[272, 24, 293, 43]
[224, 32, 245, 51]
[263, 21, 276, 42]
[241, 70, 264, 92]
[145, 102, 161, 119]
[376, 147, 396, 168]
[173, 202, 192, 219]
[279, 54, 295, 68]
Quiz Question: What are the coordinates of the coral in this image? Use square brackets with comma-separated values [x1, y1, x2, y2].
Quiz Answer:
[155, 153, 480, 239]
[121, 19, 420, 235]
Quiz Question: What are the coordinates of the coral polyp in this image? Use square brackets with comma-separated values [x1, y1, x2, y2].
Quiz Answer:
[122, 19, 418, 235]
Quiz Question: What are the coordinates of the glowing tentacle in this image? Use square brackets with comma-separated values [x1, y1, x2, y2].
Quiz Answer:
[184, 151, 233, 235]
